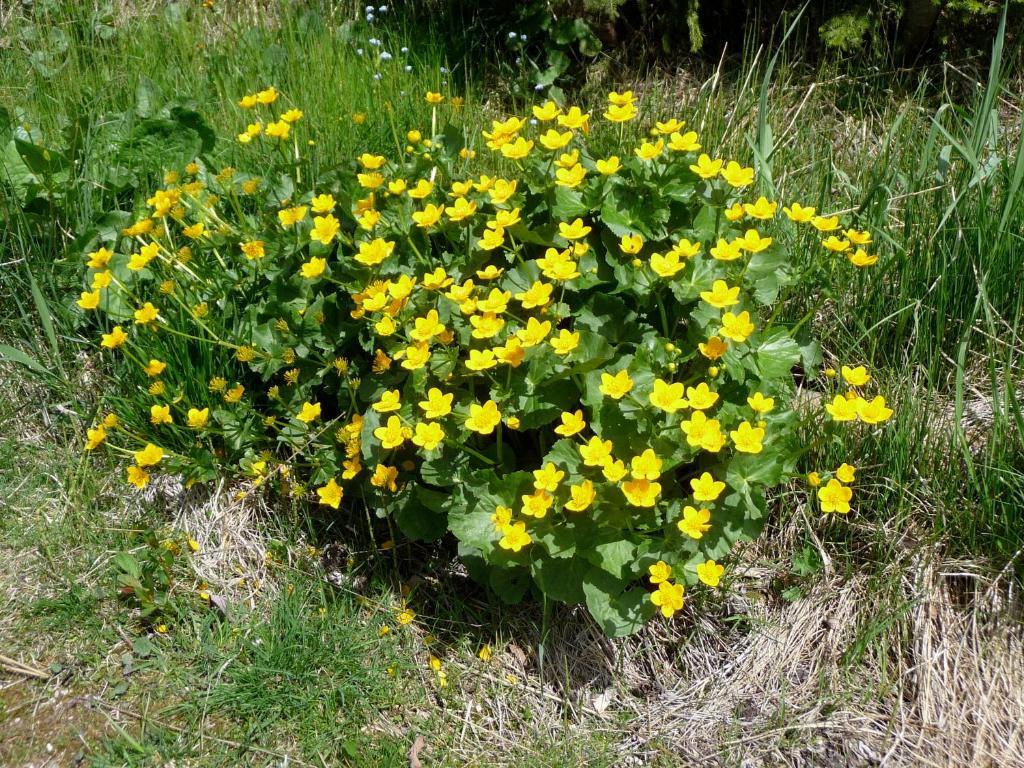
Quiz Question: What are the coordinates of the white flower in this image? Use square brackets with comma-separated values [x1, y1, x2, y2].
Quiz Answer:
[405, 65, 412, 72]
[507, 31, 518, 39]
[380, 51, 392, 61]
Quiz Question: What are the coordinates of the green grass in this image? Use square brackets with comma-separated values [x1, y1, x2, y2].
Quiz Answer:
[2, 1, 1023, 765]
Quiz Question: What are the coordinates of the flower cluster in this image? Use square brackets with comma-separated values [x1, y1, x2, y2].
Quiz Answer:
[76, 87, 891, 634]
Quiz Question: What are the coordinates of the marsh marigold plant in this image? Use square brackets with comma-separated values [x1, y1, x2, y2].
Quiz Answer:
[76, 88, 892, 634]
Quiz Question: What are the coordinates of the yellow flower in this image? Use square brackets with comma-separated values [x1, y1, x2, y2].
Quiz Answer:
[807, 471, 822, 487]
[848, 249, 878, 267]
[720, 311, 755, 343]
[564, 480, 596, 512]
[668, 130, 700, 152]
[630, 449, 662, 480]
[747, 392, 775, 413]
[557, 106, 590, 131]
[549, 329, 580, 355]
[845, 228, 872, 245]
[256, 86, 278, 104]
[412, 203, 444, 228]
[596, 370, 633, 403]
[783, 202, 816, 222]
[300, 256, 327, 279]
[634, 139, 664, 160]
[738, 229, 772, 253]
[86, 247, 113, 269]
[622, 478, 661, 507]
[822, 235, 851, 252]
[730, 421, 765, 454]
[182, 222, 205, 239]
[533, 101, 561, 121]
[653, 117, 683, 134]
[677, 505, 711, 538]
[686, 382, 719, 410]
[478, 228, 505, 251]
[648, 560, 672, 584]
[857, 395, 893, 424]
[265, 120, 291, 140]
[278, 206, 308, 227]
[297, 401, 322, 423]
[724, 202, 745, 222]
[555, 163, 586, 188]
[689, 153, 723, 179]
[649, 378, 687, 413]
[418, 388, 453, 419]
[700, 279, 740, 308]
[310, 214, 340, 245]
[373, 390, 402, 413]
[425, 91, 444, 104]
[317, 479, 344, 509]
[521, 489, 554, 518]
[355, 238, 395, 267]
[696, 560, 725, 587]
[836, 463, 857, 483]
[556, 149, 580, 169]
[488, 179, 517, 204]
[825, 394, 859, 421]
[127, 465, 150, 489]
[580, 436, 614, 467]
[539, 129, 573, 150]
[357, 172, 384, 190]
[466, 400, 501, 434]
[558, 218, 591, 240]
[699, 336, 728, 360]
[818, 479, 852, 513]
[84, 425, 106, 450]
[499, 521, 532, 552]
[388, 179, 407, 195]
[77, 290, 101, 310]
[721, 161, 755, 188]
[478, 645, 493, 662]
[470, 312, 504, 339]
[500, 137, 534, 160]
[224, 383, 244, 404]
[554, 409, 586, 437]
[619, 233, 644, 254]
[412, 421, 445, 451]
[605, 102, 638, 123]
[187, 407, 210, 428]
[133, 302, 159, 324]
[533, 462, 565, 492]
[536, 247, 580, 281]
[516, 317, 552, 347]
[650, 580, 684, 618]
[595, 156, 621, 175]
[241, 240, 265, 260]
[690, 472, 725, 502]
[602, 459, 628, 482]
[371, 464, 399, 492]
[446, 196, 478, 221]
[811, 214, 840, 232]
[492, 505, 513, 530]
[515, 281, 553, 310]
[408, 179, 434, 199]
[134, 443, 164, 467]
[374, 416, 408, 449]
[709, 238, 743, 262]
[422, 267, 453, 291]
[841, 365, 871, 386]
[680, 411, 725, 452]
[465, 349, 497, 372]
[743, 196, 777, 220]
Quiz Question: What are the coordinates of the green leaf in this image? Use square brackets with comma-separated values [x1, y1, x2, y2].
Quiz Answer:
[490, 565, 531, 604]
[392, 486, 449, 542]
[531, 555, 589, 603]
[0, 344, 49, 376]
[756, 335, 800, 379]
[583, 536, 641, 580]
[582, 567, 654, 637]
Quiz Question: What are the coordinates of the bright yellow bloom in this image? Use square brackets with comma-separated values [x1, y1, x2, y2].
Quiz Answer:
[689, 153, 723, 179]
[783, 202, 815, 222]
[536, 247, 580, 281]
[128, 242, 159, 271]
[858, 395, 893, 424]
[187, 407, 210, 428]
[595, 156, 621, 175]
[699, 336, 728, 359]
[466, 400, 501, 434]
[818, 479, 852, 513]
[533, 101, 561, 121]
[725, 202, 746, 222]
[412, 421, 445, 451]
[492, 505, 513, 530]
[92, 271, 112, 290]
[127, 465, 150, 489]
[446, 196, 478, 222]
[554, 409, 586, 437]
[265, 120, 291, 140]
[649, 378, 687, 413]
[720, 311, 755, 343]
[845, 228, 872, 245]
[533, 462, 565, 492]
[555, 163, 586, 188]
[310, 214, 340, 245]
[709, 238, 743, 262]
[605, 101, 639, 123]
[668, 130, 700, 152]
[607, 89, 635, 105]
[654, 117, 683, 133]
[134, 443, 164, 467]
[400, 343, 431, 371]
[696, 560, 725, 587]
[310, 194, 336, 213]
[747, 392, 775, 413]
[495, 338, 526, 367]
[182, 222, 205, 239]
[619, 233, 644, 254]
[516, 317, 552, 347]
[539, 129, 573, 150]
[256, 86, 278, 104]
[409, 310, 445, 343]
[680, 411, 725, 452]
[388, 179, 407, 195]
[836, 463, 857, 483]
[300, 256, 327, 279]
[425, 91, 444, 104]
[499, 521, 532, 552]
[297, 401, 322, 423]
[690, 472, 725, 502]
[602, 459, 628, 482]
[422, 267, 453, 290]
[841, 365, 871, 386]
[811, 214, 840, 232]
[85, 425, 106, 450]
[408, 179, 434, 199]
[356, 238, 396, 267]
[317, 479, 344, 509]
[677, 505, 711, 538]
[822, 235, 851, 252]
[371, 463, 399, 492]
[412, 204, 444, 229]
[686, 382, 719, 410]
[557, 106, 590, 131]
[700, 280, 740, 308]
[848, 249, 878, 267]
[721, 161, 755, 187]
[648, 560, 672, 584]
[278, 206, 308, 227]
[133, 302, 159, 325]
[558, 218, 591, 240]
[807, 471, 822, 487]
[488, 179, 517, 204]
[634, 139, 664, 160]
[418, 388, 453, 419]
[373, 390, 402, 413]
[241, 240, 265, 260]
[738, 229, 772, 253]
[478, 228, 505, 251]
[86, 247, 113, 269]
[730, 421, 765, 454]
[500, 137, 534, 160]
[743, 196, 777, 220]
[564, 479, 595, 512]
[374, 415, 408, 449]
[549, 329, 580, 355]
[521, 489, 554, 518]
[622, 478, 661, 507]
[514, 281, 553, 310]
[580, 436, 614, 467]
[650, 251, 685, 278]
[650, 580, 684, 618]
[599, 369, 634, 400]
[101, 326, 129, 349]
[630, 449, 662, 480]
[470, 312, 504, 339]
[825, 394, 859, 421]
[77, 290, 100, 310]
